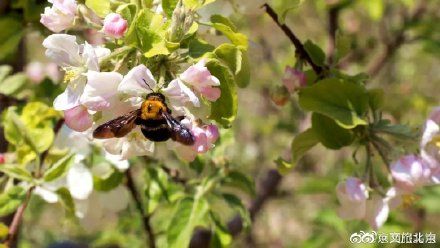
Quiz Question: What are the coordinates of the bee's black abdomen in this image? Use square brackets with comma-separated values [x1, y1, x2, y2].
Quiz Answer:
[140, 124, 172, 142]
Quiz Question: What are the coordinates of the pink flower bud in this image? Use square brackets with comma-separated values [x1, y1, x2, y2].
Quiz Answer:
[26, 62, 46, 84]
[391, 155, 431, 192]
[0, 154, 5, 164]
[103, 13, 128, 39]
[205, 124, 219, 144]
[64, 105, 93, 132]
[336, 177, 368, 220]
[282, 66, 306, 93]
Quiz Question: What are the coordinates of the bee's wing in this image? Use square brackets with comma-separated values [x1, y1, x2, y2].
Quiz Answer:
[162, 112, 195, 146]
[93, 109, 141, 139]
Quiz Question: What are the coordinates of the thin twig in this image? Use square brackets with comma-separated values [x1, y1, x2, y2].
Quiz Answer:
[4, 186, 34, 247]
[261, 3, 325, 76]
[327, 5, 340, 64]
[366, 1, 427, 76]
[125, 168, 156, 248]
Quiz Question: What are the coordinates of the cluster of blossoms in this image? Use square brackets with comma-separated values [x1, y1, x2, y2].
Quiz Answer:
[337, 108, 440, 229]
[271, 66, 307, 106]
[35, 0, 222, 216]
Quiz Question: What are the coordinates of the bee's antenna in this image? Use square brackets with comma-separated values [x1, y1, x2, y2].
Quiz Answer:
[142, 79, 154, 92]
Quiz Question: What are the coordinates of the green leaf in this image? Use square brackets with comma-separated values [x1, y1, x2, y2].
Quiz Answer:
[0, 65, 12, 82]
[303, 40, 326, 66]
[0, 17, 23, 61]
[85, 0, 110, 17]
[291, 128, 319, 163]
[0, 73, 27, 96]
[43, 153, 75, 182]
[4, 108, 39, 154]
[221, 193, 250, 228]
[183, 0, 216, 9]
[213, 44, 251, 88]
[0, 164, 33, 182]
[274, 157, 293, 175]
[368, 88, 384, 112]
[363, 0, 384, 21]
[0, 186, 26, 217]
[311, 113, 354, 149]
[0, 223, 8, 240]
[94, 169, 124, 192]
[223, 170, 255, 196]
[56, 188, 76, 217]
[189, 38, 215, 58]
[335, 31, 352, 61]
[298, 78, 369, 129]
[162, 0, 179, 17]
[116, 4, 137, 24]
[273, 0, 302, 24]
[210, 15, 248, 50]
[373, 120, 416, 140]
[206, 60, 237, 128]
[167, 197, 209, 248]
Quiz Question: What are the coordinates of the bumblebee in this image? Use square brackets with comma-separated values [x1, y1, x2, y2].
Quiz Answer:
[93, 91, 195, 146]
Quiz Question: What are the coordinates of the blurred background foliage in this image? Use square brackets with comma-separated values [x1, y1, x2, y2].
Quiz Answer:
[0, 0, 439, 247]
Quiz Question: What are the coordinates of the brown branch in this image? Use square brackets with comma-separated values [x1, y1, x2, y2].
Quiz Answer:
[125, 168, 156, 248]
[4, 186, 34, 247]
[189, 169, 283, 247]
[261, 3, 325, 76]
[327, 6, 340, 64]
[367, 1, 427, 76]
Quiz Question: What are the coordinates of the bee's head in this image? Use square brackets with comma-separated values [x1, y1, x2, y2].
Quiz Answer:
[145, 92, 166, 103]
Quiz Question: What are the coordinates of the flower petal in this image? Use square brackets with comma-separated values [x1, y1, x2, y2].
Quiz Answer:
[34, 186, 59, 203]
[162, 79, 200, 107]
[80, 71, 122, 111]
[67, 163, 93, 200]
[64, 105, 93, 132]
[118, 65, 156, 97]
[43, 34, 82, 67]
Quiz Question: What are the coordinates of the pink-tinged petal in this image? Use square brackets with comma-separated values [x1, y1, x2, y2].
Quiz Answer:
[118, 65, 156, 97]
[64, 105, 93, 132]
[53, 81, 85, 111]
[0, 154, 5, 164]
[40, 6, 75, 33]
[345, 177, 368, 202]
[80, 71, 122, 111]
[162, 79, 200, 107]
[200, 86, 221, 101]
[45, 63, 61, 82]
[282, 66, 306, 93]
[429, 107, 440, 124]
[431, 167, 440, 184]
[205, 124, 219, 144]
[336, 178, 368, 221]
[43, 34, 81, 67]
[365, 195, 389, 230]
[103, 13, 128, 38]
[50, 0, 78, 16]
[391, 155, 430, 192]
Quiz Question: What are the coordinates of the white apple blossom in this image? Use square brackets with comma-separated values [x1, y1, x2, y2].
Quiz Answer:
[421, 107, 440, 169]
[40, 0, 78, 33]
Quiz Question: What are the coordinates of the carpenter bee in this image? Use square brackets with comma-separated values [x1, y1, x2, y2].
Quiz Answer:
[92, 80, 195, 145]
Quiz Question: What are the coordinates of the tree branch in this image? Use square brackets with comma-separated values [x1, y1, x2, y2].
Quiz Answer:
[4, 186, 34, 247]
[261, 3, 325, 76]
[125, 168, 156, 248]
[367, 1, 427, 76]
[327, 5, 341, 64]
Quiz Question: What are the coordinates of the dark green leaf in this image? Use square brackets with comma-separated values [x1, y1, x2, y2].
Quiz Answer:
[188, 38, 214, 58]
[303, 40, 326, 66]
[291, 128, 319, 163]
[162, 0, 179, 18]
[298, 78, 369, 128]
[223, 171, 255, 196]
[94, 169, 124, 192]
[311, 113, 354, 149]
[56, 187, 76, 217]
[0, 17, 23, 61]
[368, 88, 384, 112]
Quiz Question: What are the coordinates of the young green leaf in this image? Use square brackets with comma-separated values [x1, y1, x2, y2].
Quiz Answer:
[56, 187, 76, 218]
[311, 113, 355, 149]
[0, 73, 27, 96]
[85, 0, 110, 17]
[298, 78, 369, 129]
[291, 128, 320, 163]
[210, 15, 248, 51]
[0, 186, 26, 217]
[222, 171, 255, 196]
[94, 169, 124, 192]
[167, 197, 209, 248]
[212, 44, 251, 88]
[0, 164, 33, 182]
[43, 153, 75, 182]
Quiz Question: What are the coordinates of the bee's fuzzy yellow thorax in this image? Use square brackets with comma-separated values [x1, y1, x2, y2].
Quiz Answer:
[141, 100, 167, 120]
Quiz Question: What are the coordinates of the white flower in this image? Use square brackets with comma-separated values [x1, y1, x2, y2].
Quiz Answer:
[421, 107, 440, 169]
[102, 127, 155, 160]
[67, 163, 94, 200]
[336, 177, 368, 220]
[43, 34, 110, 111]
[80, 71, 123, 111]
[40, 0, 78, 33]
